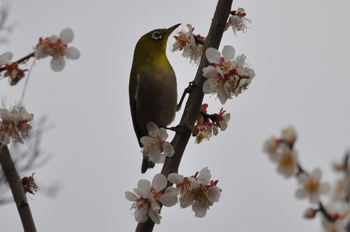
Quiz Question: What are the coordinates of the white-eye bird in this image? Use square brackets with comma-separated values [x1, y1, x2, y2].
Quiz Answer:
[129, 24, 180, 173]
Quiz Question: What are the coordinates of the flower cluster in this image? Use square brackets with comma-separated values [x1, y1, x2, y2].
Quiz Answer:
[171, 24, 205, 64]
[140, 122, 174, 163]
[125, 174, 179, 224]
[225, 8, 252, 35]
[192, 104, 230, 144]
[22, 173, 39, 195]
[262, 126, 350, 232]
[35, 28, 80, 72]
[202, 45, 255, 104]
[263, 126, 298, 177]
[168, 167, 221, 218]
[0, 105, 34, 144]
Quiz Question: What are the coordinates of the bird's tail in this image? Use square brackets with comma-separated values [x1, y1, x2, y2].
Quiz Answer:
[141, 157, 155, 174]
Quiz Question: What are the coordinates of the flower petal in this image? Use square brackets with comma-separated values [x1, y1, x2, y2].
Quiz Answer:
[197, 167, 211, 185]
[192, 200, 207, 218]
[222, 45, 235, 62]
[202, 66, 218, 79]
[168, 173, 184, 184]
[59, 28, 74, 44]
[65, 47, 80, 60]
[208, 186, 221, 203]
[148, 208, 161, 224]
[205, 47, 221, 64]
[152, 173, 167, 191]
[125, 191, 138, 202]
[50, 55, 65, 72]
[137, 179, 151, 191]
[162, 142, 174, 157]
[295, 188, 306, 199]
[146, 121, 158, 138]
[157, 128, 168, 141]
[180, 192, 194, 208]
[0, 52, 13, 65]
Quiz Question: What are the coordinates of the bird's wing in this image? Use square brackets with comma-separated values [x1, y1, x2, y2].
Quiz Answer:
[130, 73, 143, 148]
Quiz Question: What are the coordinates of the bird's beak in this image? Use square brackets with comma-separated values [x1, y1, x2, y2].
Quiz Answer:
[164, 23, 181, 36]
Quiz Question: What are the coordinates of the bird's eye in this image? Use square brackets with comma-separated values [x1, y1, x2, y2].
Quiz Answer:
[152, 31, 162, 40]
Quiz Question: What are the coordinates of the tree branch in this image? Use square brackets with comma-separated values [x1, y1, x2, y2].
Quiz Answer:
[135, 0, 233, 231]
[0, 144, 37, 232]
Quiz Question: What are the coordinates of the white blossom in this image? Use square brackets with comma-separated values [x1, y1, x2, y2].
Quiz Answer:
[35, 28, 80, 72]
[295, 168, 330, 204]
[125, 174, 179, 224]
[0, 105, 34, 144]
[140, 122, 174, 163]
[168, 167, 221, 218]
[203, 45, 255, 104]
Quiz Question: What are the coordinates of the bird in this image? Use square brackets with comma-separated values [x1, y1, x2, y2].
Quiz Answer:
[129, 24, 181, 174]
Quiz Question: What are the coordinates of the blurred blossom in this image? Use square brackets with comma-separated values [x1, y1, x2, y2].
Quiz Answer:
[140, 122, 174, 164]
[0, 105, 34, 144]
[332, 177, 350, 201]
[276, 148, 297, 178]
[35, 28, 80, 72]
[281, 125, 297, 145]
[295, 168, 330, 204]
[3, 63, 28, 85]
[125, 174, 179, 224]
[168, 167, 221, 218]
[202, 45, 255, 104]
[321, 201, 350, 232]
[22, 173, 39, 195]
[303, 208, 318, 218]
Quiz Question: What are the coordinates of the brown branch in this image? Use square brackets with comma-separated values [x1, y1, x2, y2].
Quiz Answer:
[135, 0, 233, 231]
[0, 144, 37, 232]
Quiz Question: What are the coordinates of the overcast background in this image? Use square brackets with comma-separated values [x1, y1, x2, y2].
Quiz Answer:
[1, 0, 350, 231]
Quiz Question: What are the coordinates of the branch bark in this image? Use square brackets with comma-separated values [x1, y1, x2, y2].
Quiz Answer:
[136, 0, 232, 231]
[0, 144, 37, 232]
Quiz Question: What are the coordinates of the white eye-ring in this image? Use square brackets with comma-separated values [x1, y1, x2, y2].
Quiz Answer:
[152, 31, 162, 40]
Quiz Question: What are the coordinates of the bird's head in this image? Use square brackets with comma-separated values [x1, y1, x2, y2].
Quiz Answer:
[134, 24, 181, 65]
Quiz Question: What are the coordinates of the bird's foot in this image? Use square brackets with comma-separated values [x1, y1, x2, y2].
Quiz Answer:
[165, 124, 192, 134]
[177, 81, 199, 111]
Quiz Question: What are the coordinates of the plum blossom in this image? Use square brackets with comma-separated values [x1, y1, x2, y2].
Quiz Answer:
[168, 167, 221, 218]
[35, 28, 80, 72]
[0, 52, 13, 66]
[332, 177, 350, 201]
[321, 202, 350, 232]
[140, 122, 174, 163]
[125, 174, 179, 224]
[295, 168, 330, 204]
[276, 148, 297, 178]
[281, 125, 297, 145]
[203, 45, 255, 104]
[215, 108, 230, 131]
[225, 8, 252, 35]
[22, 173, 39, 195]
[192, 104, 218, 144]
[0, 105, 34, 144]
[3, 63, 28, 85]
[171, 24, 204, 64]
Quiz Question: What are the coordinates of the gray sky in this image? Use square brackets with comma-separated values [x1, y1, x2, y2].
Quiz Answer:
[1, 0, 350, 231]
